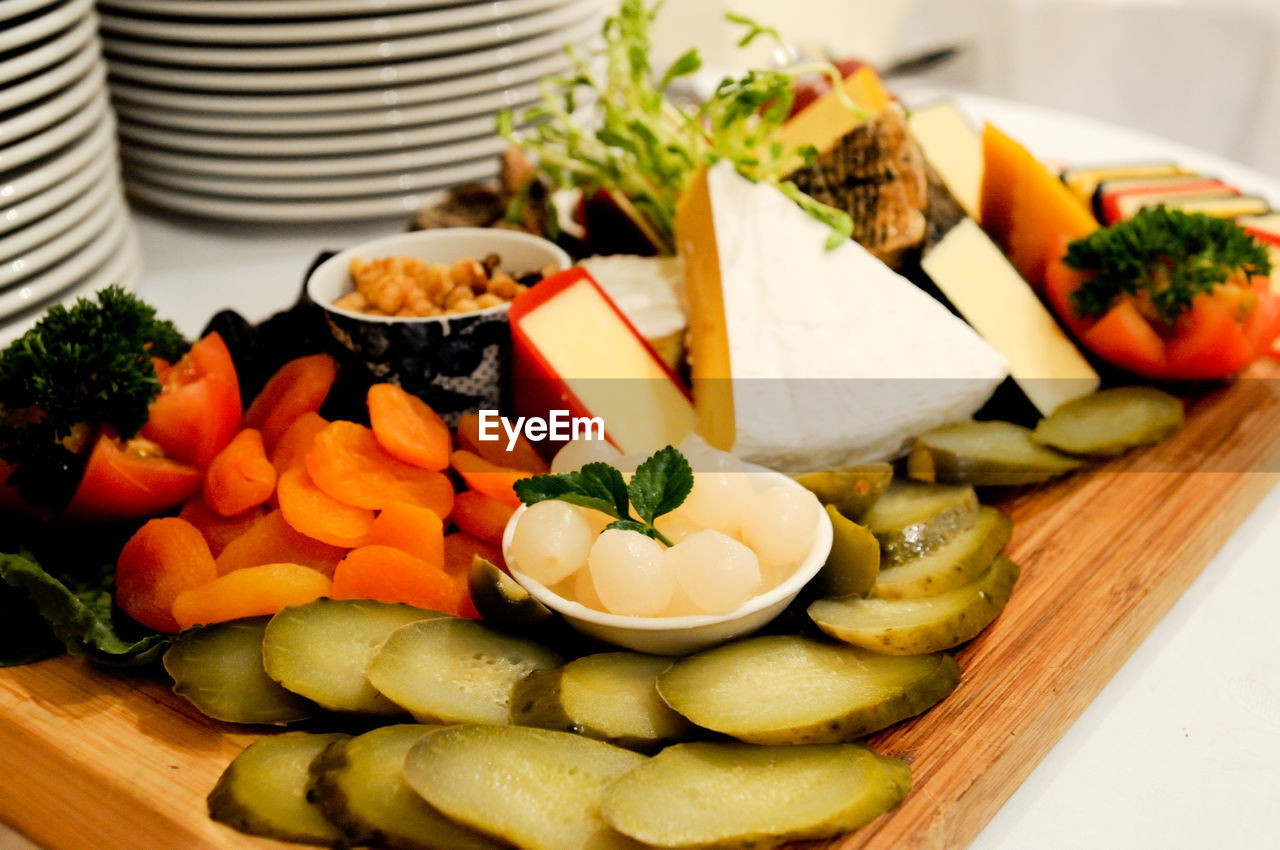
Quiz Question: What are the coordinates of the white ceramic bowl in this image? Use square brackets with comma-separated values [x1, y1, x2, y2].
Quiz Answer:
[306, 227, 571, 421]
[503, 471, 835, 655]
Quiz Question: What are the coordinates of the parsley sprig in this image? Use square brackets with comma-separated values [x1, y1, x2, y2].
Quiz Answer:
[1065, 207, 1273, 326]
[513, 445, 694, 547]
[496, 0, 866, 252]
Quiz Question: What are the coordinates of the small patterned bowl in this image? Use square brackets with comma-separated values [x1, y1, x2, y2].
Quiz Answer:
[307, 228, 571, 423]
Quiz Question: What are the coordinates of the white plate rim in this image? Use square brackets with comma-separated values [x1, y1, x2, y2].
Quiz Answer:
[99, 0, 597, 69]
[0, 28, 98, 114]
[0, 11, 96, 87]
[101, 13, 601, 92]
[116, 108, 503, 155]
[96, 0, 521, 19]
[0, 140, 116, 239]
[119, 126, 509, 175]
[0, 0, 96, 54]
[103, 48, 574, 114]
[96, 0, 571, 44]
[126, 176, 452, 222]
[0, 89, 110, 174]
[124, 153, 496, 199]
[0, 171, 119, 274]
[108, 78, 542, 134]
[0, 59, 105, 147]
[0, 114, 116, 210]
[0, 0, 60, 26]
[0, 212, 137, 340]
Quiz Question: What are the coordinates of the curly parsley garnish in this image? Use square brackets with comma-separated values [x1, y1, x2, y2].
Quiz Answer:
[0, 286, 187, 509]
[1065, 207, 1273, 326]
[514, 445, 694, 546]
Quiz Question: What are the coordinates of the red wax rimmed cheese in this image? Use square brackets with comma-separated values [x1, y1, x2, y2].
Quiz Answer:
[508, 267, 698, 456]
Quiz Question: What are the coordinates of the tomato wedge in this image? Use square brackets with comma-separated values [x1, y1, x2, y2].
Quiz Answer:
[1044, 255, 1280, 380]
[141, 332, 242, 468]
[63, 430, 202, 522]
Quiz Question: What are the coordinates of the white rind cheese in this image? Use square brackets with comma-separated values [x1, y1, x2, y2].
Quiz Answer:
[681, 162, 1009, 472]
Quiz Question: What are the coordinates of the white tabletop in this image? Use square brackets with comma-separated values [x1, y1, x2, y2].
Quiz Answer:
[4, 91, 1280, 849]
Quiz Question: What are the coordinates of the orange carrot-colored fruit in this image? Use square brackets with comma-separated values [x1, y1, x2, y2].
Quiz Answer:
[215, 509, 346, 577]
[171, 563, 332, 629]
[204, 428, 276, 517]
[449, 449, 529, 508]
[116, 517, 219, 633]
[270, 411, 330, 478]
[442, 531, 505, 580]
[276, 466, 375, 549]
[451, 490, 516, 545]
[178, 496, 266, 558]
[454, 411, 549, 474]
[366, 501, 445, 568]
[307, 420, 454, 517]
[244, 353, 338, 452]
[331, 545, 465, 614]
[366, 383, 451, 472]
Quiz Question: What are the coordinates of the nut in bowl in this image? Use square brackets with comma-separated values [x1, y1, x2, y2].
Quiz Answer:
[307, 228, 571, 423]
[501, 444, 834, 655]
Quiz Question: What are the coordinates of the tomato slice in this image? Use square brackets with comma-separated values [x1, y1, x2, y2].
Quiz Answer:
[1078, 298, 1168, 378]
[1043, 248, 1094, 338]
[1242, 277, 1280, 357]
[1163, 292, 1256, 379]
[141, 332, 242, 468]
[63, 430, 203, 522]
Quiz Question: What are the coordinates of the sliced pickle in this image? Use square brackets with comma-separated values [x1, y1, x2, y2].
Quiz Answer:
[1033, 386, 1184, 456]
[859, 479, 980, 565]
[510, 652, 692, 752]
[817, 505, 880, 598]
[872, 506, 1013, 600]
[208, 731, 347, 846]
[308, 725, 503, 850]
[602, 741, 910, 849]
[655, 634, 960, 744]
[403, 725, 646, 850]
[468, 555, 559, 633]
[367, 618, 562, 725]
[262, 598, 448, 715]
[907, 420, 1083, 486]
[163, 617, 313, 725]
[809, 555, 1020, 654]
[792, 462, 894, 520]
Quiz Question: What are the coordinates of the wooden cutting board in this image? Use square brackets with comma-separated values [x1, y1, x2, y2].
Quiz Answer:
[2, 361, 1278, 850]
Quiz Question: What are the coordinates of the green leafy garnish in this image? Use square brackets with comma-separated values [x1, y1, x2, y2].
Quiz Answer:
[514, 445, 694, 546]
[0, 550, 170, 668]
[0, 286, 187, 510]
[1065, 207, 1273, 326]
[497, 0, 866, 252]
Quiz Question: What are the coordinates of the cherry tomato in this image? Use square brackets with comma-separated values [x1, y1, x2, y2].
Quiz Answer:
[141, 332, 242, 467]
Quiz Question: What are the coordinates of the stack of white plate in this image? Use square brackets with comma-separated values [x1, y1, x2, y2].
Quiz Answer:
[96, 0, 606, 223]
[1, 0, 140, 345]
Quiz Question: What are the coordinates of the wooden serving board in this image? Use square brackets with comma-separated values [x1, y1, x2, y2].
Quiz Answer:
[2, 362, 1279, 850]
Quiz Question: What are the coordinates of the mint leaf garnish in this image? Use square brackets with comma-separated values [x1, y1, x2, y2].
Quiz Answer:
[515, 445, 695, 546]
[628, 445, 693, 525]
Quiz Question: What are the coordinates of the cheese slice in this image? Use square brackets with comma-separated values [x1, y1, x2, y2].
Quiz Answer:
[921, 218, 1099, 416]
[778, 65, 891, 164]
[510, 270, 698, 455]
[906, 101, 982, 219]
[677, 161, 1009, 472]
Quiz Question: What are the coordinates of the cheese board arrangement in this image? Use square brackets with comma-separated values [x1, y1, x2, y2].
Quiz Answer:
[4, 3, 1280, 849]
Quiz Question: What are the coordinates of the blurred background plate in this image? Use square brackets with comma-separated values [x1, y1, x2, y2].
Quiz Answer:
[0, 89, 110, 172]
[0, 147, 114, 244]
[0, 32, 97, 113]
[0, 0, 60, 25]
[0, 115, 115, 211]
[101, 12, 600, 91]
[0, 60, 105, 147]
[97, 0, 573, 45]
[98, 0, 511, 19]
[104, 49, 572, 114]
[0, 0, 95, 54]
[0, 175, 119, 285]
[124, 177, 458, 222]
[0, 9, 95, 86]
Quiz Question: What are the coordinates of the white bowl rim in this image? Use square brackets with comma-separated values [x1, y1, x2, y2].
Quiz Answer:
[306, 226, 572, 325]
[503, 466, 835, 632]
